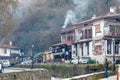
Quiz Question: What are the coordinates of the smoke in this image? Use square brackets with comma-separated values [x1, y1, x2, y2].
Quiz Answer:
[62, 10, 77, 28]
[15, 0, 33, 19]
[62, 0, 89, 28]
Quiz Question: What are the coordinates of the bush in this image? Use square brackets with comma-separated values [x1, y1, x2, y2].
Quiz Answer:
[87, 59, 96, 64]
[15, 63, 113, 78]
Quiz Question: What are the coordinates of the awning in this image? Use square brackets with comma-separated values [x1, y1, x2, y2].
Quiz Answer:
[53, 52, 63, 55]
[34, 52, 43, 57]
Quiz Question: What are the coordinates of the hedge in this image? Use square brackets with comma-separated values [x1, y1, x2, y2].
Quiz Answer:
[15, 63, 115, 78]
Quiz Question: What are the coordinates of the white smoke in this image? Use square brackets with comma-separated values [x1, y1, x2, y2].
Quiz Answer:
[16, 0, 33, 17]
[62, 0, 89, 28]
[62, 10, 77, 28]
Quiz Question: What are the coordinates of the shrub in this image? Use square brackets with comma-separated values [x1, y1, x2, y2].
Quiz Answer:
[87, 59, 96, 64]
[15, 63, 113, 78]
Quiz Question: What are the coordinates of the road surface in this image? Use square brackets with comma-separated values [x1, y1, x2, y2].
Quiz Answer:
[99, 76, 116, 80]
[2, 67, 46, 73]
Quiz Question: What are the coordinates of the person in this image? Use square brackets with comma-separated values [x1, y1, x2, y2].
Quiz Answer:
[105, 59, 109, 78]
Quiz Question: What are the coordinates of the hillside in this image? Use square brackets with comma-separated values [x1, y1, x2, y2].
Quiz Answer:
[12, 0, 120, 53]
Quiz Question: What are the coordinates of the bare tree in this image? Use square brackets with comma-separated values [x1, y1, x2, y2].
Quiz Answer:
[0, 0, 18, 43]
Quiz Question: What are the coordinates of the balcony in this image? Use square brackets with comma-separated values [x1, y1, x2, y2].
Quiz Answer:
[76, 34, 92, 43]
[104, 25, 120, 37]
[80, 34, 92, 39]
[104, 31, 120, 37]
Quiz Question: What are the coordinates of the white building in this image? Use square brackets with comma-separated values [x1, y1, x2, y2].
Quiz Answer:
[51, 10, 120, 63]
[0, 43, 21, 60]
[71, 12, 120, 63]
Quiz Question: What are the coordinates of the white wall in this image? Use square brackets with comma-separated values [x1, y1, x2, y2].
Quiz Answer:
[92, 20, 105, 39]
[0, 48, 11, 57]
[71, 45, 77, 59]
[90, 40, 106, 63]
[89, 41, 93, 57]
[77, 44, 80, 57]
[11, 49, 21, 54]
[75, 28, 80, 42]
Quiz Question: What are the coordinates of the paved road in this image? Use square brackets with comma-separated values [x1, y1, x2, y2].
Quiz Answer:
[1, 67, 45, 73]
[1, 67, 32, 73]
[99, 76, 116, 80]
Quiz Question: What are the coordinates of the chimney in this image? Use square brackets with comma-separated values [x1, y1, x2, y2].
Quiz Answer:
[91, 14, 96, 19]
[107, 7, 116, 16]
[110, 7, 116, 13]
[9, 41, 12, 46]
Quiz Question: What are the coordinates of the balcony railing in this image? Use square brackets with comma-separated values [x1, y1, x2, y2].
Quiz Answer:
[80, 34, 92, 39]
[75, 35, 92, 42]
[104, 31, 120, 37]
[104, 25, 120, 37]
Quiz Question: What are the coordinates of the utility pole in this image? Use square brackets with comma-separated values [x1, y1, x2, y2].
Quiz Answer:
[31, 45, 34, 69]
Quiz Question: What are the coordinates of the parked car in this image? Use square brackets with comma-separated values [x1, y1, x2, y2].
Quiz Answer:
[0, 60, 10, 67]
[71, 58, 88, 64]
[21, 60, 32, 65]
[0, 63, 2, 73]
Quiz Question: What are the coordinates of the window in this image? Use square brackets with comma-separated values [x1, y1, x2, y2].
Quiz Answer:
[80, 31, 83, 39]
[82, 29, 92, 39]
[95, 24, 101, 33]
[80, 44, 83, 56]
[94, 45, 102, 55]
[62, 36, 66, 42]
[86, 43, 89, 55]
[67, 36, 73, 41]
[4, 49, 7, 54]
[107, 40, 111, 54]
[115, 41, 119, 54]
[110, 25, 115, 32]
[85, 30, 87, 39]
[88, 29, 92, 38]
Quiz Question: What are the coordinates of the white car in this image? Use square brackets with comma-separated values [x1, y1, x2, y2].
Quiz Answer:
[0, 60, 10, 67]
[21, 60, 32, 65]
[71, 59, 88, 64]
[0, 63, 2, 73]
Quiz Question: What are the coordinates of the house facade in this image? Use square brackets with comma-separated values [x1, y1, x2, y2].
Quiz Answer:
[72, 12, 120, 63]
[0, 44, 21, 60]
[51, 11, 120, 63]
[50, 27, 75, 62]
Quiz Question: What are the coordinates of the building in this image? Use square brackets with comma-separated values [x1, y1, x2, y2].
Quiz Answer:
[50, 27, 75, 62]
[0, 43, 21, 62]
[51, 9, 120, 63]
[42, 50, 54, 63]
[72, 11, 120, 63]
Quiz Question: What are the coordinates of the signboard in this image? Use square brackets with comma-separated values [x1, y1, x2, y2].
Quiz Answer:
[95, 24, 101, 33]
[94, 45, 102, 55]
[93, 40, 103, 55]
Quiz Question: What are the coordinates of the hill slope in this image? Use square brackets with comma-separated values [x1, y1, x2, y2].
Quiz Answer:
[13, 0, 120, 53]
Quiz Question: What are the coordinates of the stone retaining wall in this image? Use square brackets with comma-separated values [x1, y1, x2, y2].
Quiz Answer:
[70, 71, 115, 80]
[0, 69, 51, 80]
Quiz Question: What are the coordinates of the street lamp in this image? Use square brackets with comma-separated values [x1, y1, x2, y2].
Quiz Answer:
[112, 38, 115, 72]
[31, 45, 34, 69]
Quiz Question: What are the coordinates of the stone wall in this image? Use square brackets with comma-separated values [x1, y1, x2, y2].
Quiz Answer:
[0, 69, 51, 80]
[70, 71, 115, 80]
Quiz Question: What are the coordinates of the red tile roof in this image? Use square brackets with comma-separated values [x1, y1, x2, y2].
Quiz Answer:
[61, 27, 75, 33]
[74, 13, 120, 26]
[51, 41, 73, 47]
[0, 44, 18, 49]
[61, 13, 120, 32]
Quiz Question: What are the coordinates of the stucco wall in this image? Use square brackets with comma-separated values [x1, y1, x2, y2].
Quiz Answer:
[0, 69, 51, 80]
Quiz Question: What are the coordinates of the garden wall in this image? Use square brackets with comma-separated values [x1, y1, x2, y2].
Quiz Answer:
[0, 69, 51, 80]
